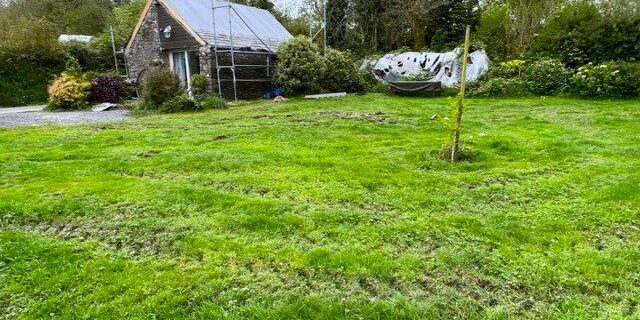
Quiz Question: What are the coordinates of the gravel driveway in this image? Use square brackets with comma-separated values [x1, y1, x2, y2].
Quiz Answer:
[0, 106, 130, 128]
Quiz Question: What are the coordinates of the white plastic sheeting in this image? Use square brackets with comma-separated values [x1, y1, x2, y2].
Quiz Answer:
[163, 0, 292, 52]
[58, 35, 95, 43]
[368, 48, 490, 87]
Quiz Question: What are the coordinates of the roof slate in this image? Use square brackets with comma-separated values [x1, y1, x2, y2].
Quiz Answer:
[163, 0, 292, 52]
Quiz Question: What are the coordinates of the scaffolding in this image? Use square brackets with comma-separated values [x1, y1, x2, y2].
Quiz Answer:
[211, 0, 276, 101]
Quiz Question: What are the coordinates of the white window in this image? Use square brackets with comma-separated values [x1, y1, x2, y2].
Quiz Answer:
[168, 50, 201, 93]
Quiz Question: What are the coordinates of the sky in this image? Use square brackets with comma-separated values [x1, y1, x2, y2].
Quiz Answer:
[273, 0, 304, 17]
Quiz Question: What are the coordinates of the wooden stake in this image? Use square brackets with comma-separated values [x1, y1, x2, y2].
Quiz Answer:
[451, 25, 471, 162]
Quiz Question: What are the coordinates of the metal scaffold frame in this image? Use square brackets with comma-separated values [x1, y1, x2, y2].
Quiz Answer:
[211, 0, 275, 101]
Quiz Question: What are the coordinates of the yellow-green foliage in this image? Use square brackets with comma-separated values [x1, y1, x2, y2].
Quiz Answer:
[47, 72, 91, 110]
[438, 95, 473, 161]
[499, 59, 525, 68]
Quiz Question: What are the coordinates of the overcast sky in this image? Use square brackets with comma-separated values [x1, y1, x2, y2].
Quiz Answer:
[273, 0, 304, 17]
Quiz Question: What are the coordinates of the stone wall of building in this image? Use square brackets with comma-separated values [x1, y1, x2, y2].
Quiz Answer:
[199, 47, 214, 92]
[125, 3, 162, 83]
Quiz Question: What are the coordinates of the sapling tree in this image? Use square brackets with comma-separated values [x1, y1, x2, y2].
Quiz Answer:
[440, 25, 472, 162]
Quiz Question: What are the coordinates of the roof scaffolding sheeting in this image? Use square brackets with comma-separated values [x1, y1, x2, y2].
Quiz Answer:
[163, 0, 292, 51]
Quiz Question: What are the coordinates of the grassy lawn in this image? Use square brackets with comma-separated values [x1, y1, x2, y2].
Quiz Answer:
[0, 94, 639, 319]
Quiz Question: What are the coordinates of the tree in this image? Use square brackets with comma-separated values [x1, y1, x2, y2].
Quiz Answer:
[0, 17, 60, 59]
[431, 0, 480, 49]
[508, 0, 561, 51]
[477, 4, 516, 61]
[0, 0, 116, 35]
[393, 0, 449, 50]
[326, 0, 350, 48]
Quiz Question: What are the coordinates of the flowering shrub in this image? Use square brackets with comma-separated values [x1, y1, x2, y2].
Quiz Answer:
[472, 59, 572, 97]
[90, 75, 124, 103]
[571, 63, 625, 98]
[47, 72, 91, 110]
[522, 59, 572, 95]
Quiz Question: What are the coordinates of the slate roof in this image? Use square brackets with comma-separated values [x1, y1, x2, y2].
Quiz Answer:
[163, 0, 292, 52]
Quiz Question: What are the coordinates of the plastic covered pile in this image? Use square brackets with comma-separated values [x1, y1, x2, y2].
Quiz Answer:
[365, 48, 490, 87]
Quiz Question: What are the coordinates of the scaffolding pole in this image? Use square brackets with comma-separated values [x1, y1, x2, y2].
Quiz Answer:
[323, 0, 327, 52]
[210, 0, 276, 101]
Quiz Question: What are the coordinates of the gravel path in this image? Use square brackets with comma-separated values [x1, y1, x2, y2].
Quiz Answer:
[0, 108, 130, 128]
[0, 105, 46, 114]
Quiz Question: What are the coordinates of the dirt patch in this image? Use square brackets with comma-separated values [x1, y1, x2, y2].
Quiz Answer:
[324, 111, 388, 123]
[15, 219, 192, 259]
[137, 150, 161, 158]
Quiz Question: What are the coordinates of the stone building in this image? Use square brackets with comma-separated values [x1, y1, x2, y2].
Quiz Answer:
[125, 0, 292, 99]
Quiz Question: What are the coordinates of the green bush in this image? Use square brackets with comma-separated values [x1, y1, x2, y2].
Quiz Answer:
[0, 17, 61, 60]
[358, 58, 386, 93]
[0, 57, 64, 106]
[158, 94, 200, 113]
[140, 65, 181, 108]
[0, 16, 66, 107]
[47, 72, 92, 110]
[521, 59, 573, 95]
[618, 63, 640, 97]
[61, 41, 112, 72]
[276, 37, 369, 95]
[472, 78, 530, 97]
[533, 1, 640, 68]
[275, 36, 325, 95]
[570, 62, 625, 98]
[472, 59, 572, 97]
[199, 95, 227, 110]
[486, 59, 525, 79]
[322, 48, 364, 93]
[190, 74, 208, 96]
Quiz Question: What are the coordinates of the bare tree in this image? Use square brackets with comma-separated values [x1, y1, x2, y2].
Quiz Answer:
[392, 0, 450, 49]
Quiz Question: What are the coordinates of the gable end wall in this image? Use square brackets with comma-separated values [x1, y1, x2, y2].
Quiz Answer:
[157, 4, 201, 50]
[125, 2, 162, 83]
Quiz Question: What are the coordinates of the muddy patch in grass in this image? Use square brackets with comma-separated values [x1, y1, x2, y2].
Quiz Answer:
[13, 219, 193, 259]
[137, 149, 161, 158]
[324, 111, 389, 123]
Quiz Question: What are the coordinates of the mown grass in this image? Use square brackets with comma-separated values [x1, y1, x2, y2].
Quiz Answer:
[0, 95, 639, 319]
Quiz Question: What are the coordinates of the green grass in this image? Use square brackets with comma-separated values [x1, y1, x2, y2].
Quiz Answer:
[1, 94, 639, 319]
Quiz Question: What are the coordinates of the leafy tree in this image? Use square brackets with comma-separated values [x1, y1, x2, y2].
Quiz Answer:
[507, 0, 561, 52]
[0, 0, 116, 35]
[429, 0, 480, 50]
[533, 0, 640, 66]
[430, 29, 448, 52]
[477, 4, 516, 61]
[326, 0, 350, 49]
[0, 16, 61, 59]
